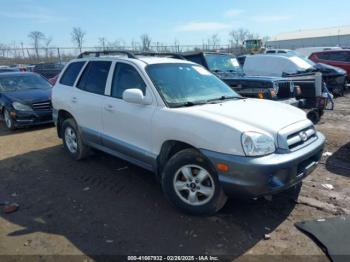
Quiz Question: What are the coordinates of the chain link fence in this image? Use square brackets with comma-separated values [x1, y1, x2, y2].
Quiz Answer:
[0, 45, 246, 65]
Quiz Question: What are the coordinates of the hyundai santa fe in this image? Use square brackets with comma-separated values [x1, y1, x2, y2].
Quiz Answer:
[52, 51, 325, 215]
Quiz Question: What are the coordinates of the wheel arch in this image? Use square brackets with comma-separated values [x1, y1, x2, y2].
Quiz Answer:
[156, 140, 199, 179]
[56, 110, 76, 138]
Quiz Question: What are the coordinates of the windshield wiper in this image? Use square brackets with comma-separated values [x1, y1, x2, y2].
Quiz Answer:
[212, 69, 224, 73]
[207, 96, 244, 103]
[171, 100, 208, 108]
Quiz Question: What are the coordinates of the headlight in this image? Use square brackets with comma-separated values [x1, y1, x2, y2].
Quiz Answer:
[12, 102, 32, 111]
[241, 131, 275, 156]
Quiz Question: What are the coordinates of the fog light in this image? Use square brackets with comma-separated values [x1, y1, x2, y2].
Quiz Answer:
[10, 112, 16, 117]
[295, 86, 302, 96]
[216, 163, 229, 172]
[258, 92, 264, 99]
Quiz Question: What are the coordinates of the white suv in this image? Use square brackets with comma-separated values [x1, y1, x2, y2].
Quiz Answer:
[52, 51, 325, 215]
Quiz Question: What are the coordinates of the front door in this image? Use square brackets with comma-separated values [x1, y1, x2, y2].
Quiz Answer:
[101, 62, 156, 169]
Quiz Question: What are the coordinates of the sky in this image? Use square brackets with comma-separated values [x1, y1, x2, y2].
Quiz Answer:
[1, 0, 350, 48]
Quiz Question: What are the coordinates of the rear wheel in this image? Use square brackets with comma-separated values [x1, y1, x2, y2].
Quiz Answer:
[3, 109, 15, 130]
[62, 118, 90, 160]
[162, 149, 227, 215]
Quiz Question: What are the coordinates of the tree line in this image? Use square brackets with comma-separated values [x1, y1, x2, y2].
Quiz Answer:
[0, 27, 269, 60]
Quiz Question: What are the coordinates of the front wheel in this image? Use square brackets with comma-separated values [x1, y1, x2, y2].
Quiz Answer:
[3, 109, 15, 130]
[161, 149, 227, 215]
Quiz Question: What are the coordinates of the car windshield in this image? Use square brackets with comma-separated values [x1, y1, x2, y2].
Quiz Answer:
[146, 63, 241, 107]
[205, 54, 243, 73]
[0, 74, 51, 93]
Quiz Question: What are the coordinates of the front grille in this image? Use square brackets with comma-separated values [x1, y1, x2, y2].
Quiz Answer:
[287, 126, 317, 150]
[276, 81, 293, 99]
[32, 101, 52, 111]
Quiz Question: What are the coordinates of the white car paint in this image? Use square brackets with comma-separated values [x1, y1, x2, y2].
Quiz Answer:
[243, 54, 314, 77]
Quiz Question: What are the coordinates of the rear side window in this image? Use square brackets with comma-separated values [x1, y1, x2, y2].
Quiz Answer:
[60, 62, 85, 86]
[186, 55, 205, 66]
[317, 52, 350, 62]
[77, 61, 111, 95]
[111, 63, 146, 99]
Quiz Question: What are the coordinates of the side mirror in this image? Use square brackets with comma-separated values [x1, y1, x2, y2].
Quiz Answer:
[122, 89, 150, 105]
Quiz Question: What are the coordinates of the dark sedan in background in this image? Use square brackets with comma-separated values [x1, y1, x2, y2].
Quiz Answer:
[0, 72, 53, 130]
[33, 62, 64, 79]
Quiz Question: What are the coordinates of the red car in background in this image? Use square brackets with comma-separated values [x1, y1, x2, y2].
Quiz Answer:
[48, 74, 59, 85]
[309, 50, 350, 81]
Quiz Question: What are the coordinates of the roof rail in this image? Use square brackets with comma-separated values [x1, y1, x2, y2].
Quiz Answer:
[135, 52, 185, 60]
[77, 50, 137, 59]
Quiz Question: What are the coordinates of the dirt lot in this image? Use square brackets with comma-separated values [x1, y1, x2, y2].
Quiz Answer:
[0, 95, 349, 261]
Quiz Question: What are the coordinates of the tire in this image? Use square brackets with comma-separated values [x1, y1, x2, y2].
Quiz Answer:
[307, 110, 320, 124]
[3, 109, 15, 130]
[61, 118, 90, 160]
[161, 149, 227, 216]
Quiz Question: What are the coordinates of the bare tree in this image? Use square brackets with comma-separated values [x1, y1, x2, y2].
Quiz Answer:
[71, 27, 86, 53]
[210, 34, 220, 49]
[130, 39, 139, 51]
[173, 39, 181, 52]
[28, 31, 45, 59]
[229, 30, 240, 48]
[0, 43, 9, 57]
[98, 37, 107, 50]
[238, 28, 249, 44]
[262, 35, 270, 47]
[140, 34, 152, 51]
[45, 37, 53, 58]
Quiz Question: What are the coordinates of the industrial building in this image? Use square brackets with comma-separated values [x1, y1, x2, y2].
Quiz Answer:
[267, 25, 350, 49]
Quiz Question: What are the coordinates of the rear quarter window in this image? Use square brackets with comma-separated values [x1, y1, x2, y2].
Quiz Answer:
[59, 61, 86, 86]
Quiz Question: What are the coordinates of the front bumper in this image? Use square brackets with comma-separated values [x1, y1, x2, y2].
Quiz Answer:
[278, 97, 305, 108]
[12, 110, 53, 127]
[201, 132, 325, 197]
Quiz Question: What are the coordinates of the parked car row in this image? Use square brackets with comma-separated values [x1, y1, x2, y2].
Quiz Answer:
[139, 51, 331, 123]
[0, 50, 331, 215]
[261, 48, 349, 96]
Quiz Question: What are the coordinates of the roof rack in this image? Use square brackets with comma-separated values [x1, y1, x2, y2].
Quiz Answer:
[77, 50, 137, 59]
[135, 52, 185, 60]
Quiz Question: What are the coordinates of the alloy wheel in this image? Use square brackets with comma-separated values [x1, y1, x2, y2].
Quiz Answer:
[173, 165, 215, 206]
[65, 127, 78, 154]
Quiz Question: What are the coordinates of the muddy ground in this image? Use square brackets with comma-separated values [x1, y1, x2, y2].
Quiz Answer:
[0, 95, 349, 262]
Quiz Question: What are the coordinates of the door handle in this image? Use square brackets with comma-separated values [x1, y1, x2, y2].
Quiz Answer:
[104, 104, 114, 112]
[71, 97, 78, 103]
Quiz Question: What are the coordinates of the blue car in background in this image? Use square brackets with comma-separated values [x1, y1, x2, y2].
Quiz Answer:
[0, 72, 53, 130]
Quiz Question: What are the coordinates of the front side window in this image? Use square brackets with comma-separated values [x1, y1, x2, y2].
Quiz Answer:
[111, 63, 146, 99]
[77, 61, 111, 95]
[0, 74, 51, 93]
[60, 61, 85, 86]
[205, 54, 243, 74]
[146, 63, 240, 107]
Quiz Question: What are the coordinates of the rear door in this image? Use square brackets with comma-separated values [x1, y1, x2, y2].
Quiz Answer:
[53, 60, 86, 122]
[101, 62, 156, 170]
[74, 60, 112, 145]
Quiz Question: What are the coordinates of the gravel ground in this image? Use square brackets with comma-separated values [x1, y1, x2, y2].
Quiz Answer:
[0, 94, 349, 261]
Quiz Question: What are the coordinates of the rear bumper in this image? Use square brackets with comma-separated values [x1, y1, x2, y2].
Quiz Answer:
[201, 132, 325, 197]
[13, 110, 53, 127]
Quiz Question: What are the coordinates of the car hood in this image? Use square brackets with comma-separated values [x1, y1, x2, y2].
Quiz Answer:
[214, 71, 285, 81]
[190, 98, 308, 135]
[3, 88, 52, 104]
[314, 63, 347, 76]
